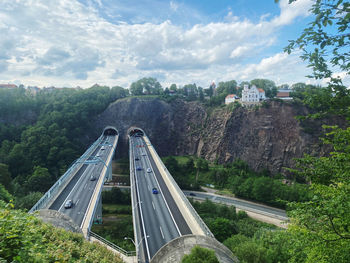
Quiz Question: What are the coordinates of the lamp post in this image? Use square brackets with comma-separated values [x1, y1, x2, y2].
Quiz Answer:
[124, 235, 149, 261]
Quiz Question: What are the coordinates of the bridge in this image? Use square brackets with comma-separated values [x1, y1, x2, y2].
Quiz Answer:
[30, 126, 119, 237]
[30, 126, 235, 263]
[128, 128, 234, 263]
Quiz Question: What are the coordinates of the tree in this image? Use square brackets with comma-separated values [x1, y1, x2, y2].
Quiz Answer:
[250, 79, 277, 98]
[181, 246, 219, 263]
[129, 77, 162, 96]
[169, 84, 177, 92]
[281, 0, 350, 119]
[216, 80, 238, 96]
[0, 163, 12, 190]
[207, 217, 237, 242]
[26, 166, 53, 193]
[287, 127, 350, 262]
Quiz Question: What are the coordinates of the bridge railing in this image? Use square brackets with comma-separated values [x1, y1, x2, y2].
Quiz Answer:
[147, 138, 214, 238]
[29, 135, 104, 213]
[89, 231, 136, 257]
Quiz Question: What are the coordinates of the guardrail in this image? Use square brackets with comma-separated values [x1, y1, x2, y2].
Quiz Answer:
[147, 139, 214, 238]
[89, 231, 136, 257]
[29, 134, 104, 213]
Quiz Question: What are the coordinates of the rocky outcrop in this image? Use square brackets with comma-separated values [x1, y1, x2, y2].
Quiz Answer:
[93, 97, 205, 158]
[92, 98, 342, 175]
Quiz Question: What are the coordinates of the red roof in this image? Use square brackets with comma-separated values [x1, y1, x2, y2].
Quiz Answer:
[258, 88, 265, 93]
[0, 84, 17, 89]
[226, 94, 236, 99]
[277, 92, 290, 97]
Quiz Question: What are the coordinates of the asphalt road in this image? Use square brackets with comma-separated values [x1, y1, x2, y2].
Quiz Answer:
[49, 135, 117, 227]
[130, 136, 191, 261]
[183, 191, 288, 220]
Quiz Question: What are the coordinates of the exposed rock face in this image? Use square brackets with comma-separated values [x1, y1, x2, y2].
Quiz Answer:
[93, 97, 205, 158]
[93, 98, 340, 174]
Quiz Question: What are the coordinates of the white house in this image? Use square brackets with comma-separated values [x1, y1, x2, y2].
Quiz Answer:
[225, 94, 239, 104]
[241, 85, 266, 102]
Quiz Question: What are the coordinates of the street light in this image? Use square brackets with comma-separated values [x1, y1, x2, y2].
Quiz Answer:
[124, 235, 149, 249]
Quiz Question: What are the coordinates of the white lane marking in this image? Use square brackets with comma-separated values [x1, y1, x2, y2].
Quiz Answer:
[152, 201, 155, 210]
[131, 137, 151, 261]
[84, 183, 87, 189]
[160, 226, 164, 239]
[76, 199, 80, 205]
[143, 143, 182, 236]
[148, 185, 151, 191]
[58, 165, 93, 211]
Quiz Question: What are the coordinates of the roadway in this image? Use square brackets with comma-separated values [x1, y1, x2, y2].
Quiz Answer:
[130, 135, 191, 261]
[49, 135, 116, 227]
[183, 191, 288, 220]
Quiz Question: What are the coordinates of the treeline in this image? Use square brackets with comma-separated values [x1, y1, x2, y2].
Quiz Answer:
[0, 85, 128, 209]
[163, 156, 310, 209]
[191, 199, 295, 263]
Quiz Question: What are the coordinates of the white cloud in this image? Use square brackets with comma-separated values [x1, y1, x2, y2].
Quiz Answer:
[272, 0, 313, 26]
[0, 0, 316, 88]
[170, 1, 178, 12]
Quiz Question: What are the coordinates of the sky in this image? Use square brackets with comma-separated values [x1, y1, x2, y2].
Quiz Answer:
[0, 0, 348, 89]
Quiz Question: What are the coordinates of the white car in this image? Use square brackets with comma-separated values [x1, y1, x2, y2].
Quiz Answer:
[147, 168, 152, 173]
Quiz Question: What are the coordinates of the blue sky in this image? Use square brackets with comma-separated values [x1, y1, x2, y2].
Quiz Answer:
[0, 0, 348, 88]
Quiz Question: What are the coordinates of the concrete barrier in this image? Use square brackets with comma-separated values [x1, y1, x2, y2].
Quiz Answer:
[150, 235, 237, 263]
[81, 135, 119, 237]
[144, 136, 211, 236]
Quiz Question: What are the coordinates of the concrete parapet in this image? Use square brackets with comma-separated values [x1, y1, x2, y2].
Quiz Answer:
[36, 209, 83, 234]
[150, 234, 237, 263]
[144, 136, 209, 236]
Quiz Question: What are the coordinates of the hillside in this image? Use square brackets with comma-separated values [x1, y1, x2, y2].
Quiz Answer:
[0, 201, 122, 262]
[93, 97, 341, 175]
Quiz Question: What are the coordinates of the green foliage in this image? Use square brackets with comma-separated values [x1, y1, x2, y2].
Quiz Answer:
[26, 166, 52, 193]
[130, 77, 162, 95]
[163, 156, 200, 190]
[0, 184, 13, 202]
[283, 0, 350, 120]
[102, 188, 131, 205]
[181, 246, 219, 263]
[15, 192, 42, 210]
[0, 85, 127, 201]
[0, 201, 122, 262]
[0, 163, 12, 190]
[287, 126, 350, 263]
[216, 80, 238, 96]
[250, 79, 277, 98]
[93, 190, 134, 252]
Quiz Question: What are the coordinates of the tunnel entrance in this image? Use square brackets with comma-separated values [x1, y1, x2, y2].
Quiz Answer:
[103, 126, 119, 136]
[128, 127, 145, 137]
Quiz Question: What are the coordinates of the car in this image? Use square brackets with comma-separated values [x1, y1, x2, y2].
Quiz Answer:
[152, 188, 158, 194]
[101, 147, 105, 151]
[64, 200, 73, 209]
[90, 175, 96, 181]
[189, 193, 196, 196]
[96, 154, 101, 158]
[136, 167, 142, 171]
[147, 168, 152, 173]
[135, 157, 139, 161]
[142, 153, 146, 156]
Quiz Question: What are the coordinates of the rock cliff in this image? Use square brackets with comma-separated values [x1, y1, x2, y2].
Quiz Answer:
[93, 97, 340, 174]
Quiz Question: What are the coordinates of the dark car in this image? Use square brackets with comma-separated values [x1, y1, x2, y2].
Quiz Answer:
[64, 200, 73, 209]
[189, 193, 196, 196]
[152, 188, 158, 194]
[137, 167, 142, 171]
[135, 157, 139, 161]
